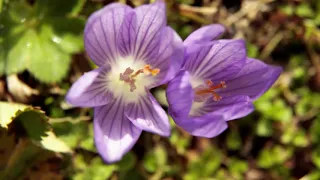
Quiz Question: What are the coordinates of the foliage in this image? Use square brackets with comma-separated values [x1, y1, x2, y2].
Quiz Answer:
[0, 0, 84, 83]
[0, 0, 320, 179]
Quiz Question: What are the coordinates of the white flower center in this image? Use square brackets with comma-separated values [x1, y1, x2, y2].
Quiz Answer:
[107, 56, 159, 103]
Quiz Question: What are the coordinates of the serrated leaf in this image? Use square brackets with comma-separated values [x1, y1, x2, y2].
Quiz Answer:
[0, 101, 28, 128]
[14, 108, 51, 141]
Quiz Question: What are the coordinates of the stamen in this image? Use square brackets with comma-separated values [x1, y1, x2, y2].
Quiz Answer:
[194, 80, 226, 102]
[143, 65, 160, 76]
[119, 64, 160, 92]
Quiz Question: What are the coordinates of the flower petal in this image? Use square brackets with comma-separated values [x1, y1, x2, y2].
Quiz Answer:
[132, 0, 166, 60]
[85, 3, 129, 33]
[94, 98, 142, 163]
[166, 70, 194, 119]
[66, 66, 113, 107]
[201, 96, 254, 121]
[220, 58, 282, 100]
[84, 4, 132, 66]
[181, 114, 228, 138]
[125, 91, 170, 137]
[184, 24, 225, 46]
[149, 27, 184, 87]
[170, 108, 228, 138]
[184, 40, 246, 81]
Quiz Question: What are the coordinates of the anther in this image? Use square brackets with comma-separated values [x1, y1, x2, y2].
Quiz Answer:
[194, 80, 227, 102]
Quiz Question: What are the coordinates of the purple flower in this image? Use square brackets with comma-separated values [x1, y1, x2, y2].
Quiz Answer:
[166, 25, 282, 138]
[66, 1, 184, 163]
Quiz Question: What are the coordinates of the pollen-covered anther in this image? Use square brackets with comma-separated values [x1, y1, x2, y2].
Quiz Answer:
[195, 80, 227, 102]
[143, 65, 160, 76]
[119, 64, 160, 92]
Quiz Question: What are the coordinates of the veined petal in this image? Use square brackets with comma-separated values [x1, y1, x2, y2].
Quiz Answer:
[199, 96, 254, 121]
[149, 27, 184, 87]
[132, 0, 166, 60]
[166, 70, 194, 119]
[66, 66, 113, 107]
[184, 40, 246, 81]
[84, 4, 132, 66]
[117, 11, 137, 57]
[85, 3, 130, 33]
[125, 90, 170, 136]
[94, 98, 142, 163]
[184, 24, 225, 46]
[220, 58, 282, 100]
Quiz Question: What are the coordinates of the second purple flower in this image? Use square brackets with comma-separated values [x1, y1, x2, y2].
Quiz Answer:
[166, 25, 282, 138]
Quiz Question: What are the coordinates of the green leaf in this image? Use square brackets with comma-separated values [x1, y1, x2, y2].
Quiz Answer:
[226, 130, 242, 150]
[52, 120, 88, 149]
[256, 118, 273, 137]
[280, 5, 294, 16]
[293, 128, 308, 147]
[117, 152, 136, 172]
[74, 156, 117, 180]
[41, 17, 85, 54]
[143, 151, 158, 173]
[14, 108, 51, 141]
[247, 42, 259, 58]
[184, 146, 222, 179]
[312, 148, 320, 169]
[27, 28, 71, 83]
[143, 145, 167, 173]
[39, 132, 72, 153]
[5, 30, 34, 74]
[79, 123, 95, 152]
[310, 116, 320, 144]
[257, 145, 293, 168]
[228, 158, 248, 178]
[1, 0, 84, 83]
[35, 0, 86, 17]
[301, 171, 320, 180]
[295, 3, 315, 18]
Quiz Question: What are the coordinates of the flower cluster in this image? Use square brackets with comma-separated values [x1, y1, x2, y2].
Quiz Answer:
[66, 0, 282, 163]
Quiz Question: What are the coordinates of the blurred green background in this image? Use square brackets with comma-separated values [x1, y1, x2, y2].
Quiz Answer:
[0, 0, 320, 179]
